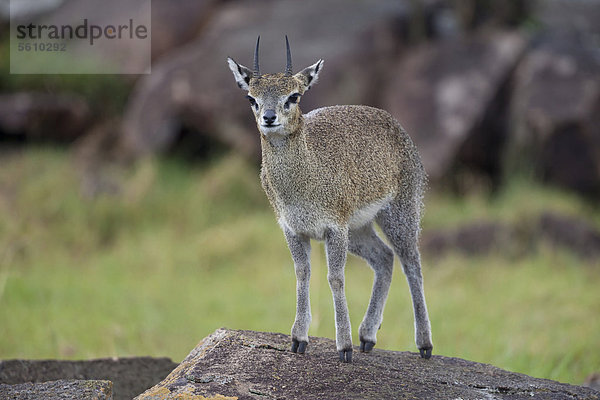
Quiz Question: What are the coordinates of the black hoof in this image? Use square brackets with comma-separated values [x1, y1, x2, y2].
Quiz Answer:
[419, 347, 432, 359]
[359, 340, 375, 353]
[298, 341, 307, 354]
[338, 349, 353, 363]
[291, 339, 307, 354]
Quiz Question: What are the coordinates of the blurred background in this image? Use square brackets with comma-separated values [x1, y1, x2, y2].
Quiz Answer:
[0, 0, 599, 388]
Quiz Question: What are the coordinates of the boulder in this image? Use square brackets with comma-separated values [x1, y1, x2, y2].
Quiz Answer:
[421, 212, 600, 260]
[421, 221, 515, 257]
[453, 0, 530, 30]
[0, 357, 178, 400]
[0, 0, 64, 21]
[585, 373, 600, 392]
[31, 0, 216, 73]
[0, 92, 90, 143]
[136, 328, 600, 400]
[149, 0, 218, 61]
[538, 212, 600, 261]
[0, 379, 113, 400]
[384, 30, 527, 184]
[532, 0, 600, 38]
[505, 34, 600, 197]
[120, 0, 429, 159]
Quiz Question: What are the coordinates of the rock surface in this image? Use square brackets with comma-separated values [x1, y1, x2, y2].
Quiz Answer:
[421, 211, 600, 260]
[384, 30, 527, 183]
[422, 220, 515, 257]
[120, 0, 419, 159]
[0, 379, 113, 399]
[136, 328, 599, 400]
[506, 34, 600, 197]
[0, 92, 91, 143]
[34, 0, 217, 73]
[538, 212, 600, 260]
[0, 357, 177, 400]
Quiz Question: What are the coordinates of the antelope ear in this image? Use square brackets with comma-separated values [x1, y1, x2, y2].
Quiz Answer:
[227, 57, 253, 91]
[294, 59, 324, 91]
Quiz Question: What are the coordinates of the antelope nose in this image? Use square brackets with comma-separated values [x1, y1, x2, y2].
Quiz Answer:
[263, 109, 277, 125]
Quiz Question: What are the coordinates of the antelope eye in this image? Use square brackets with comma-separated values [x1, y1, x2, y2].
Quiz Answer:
[284, 93, 301, 109]
[246, 95, 257, 109]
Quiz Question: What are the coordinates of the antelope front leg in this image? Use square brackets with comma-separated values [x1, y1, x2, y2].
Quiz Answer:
[325, 228, 353, 362]
[284, 229, 312, 355]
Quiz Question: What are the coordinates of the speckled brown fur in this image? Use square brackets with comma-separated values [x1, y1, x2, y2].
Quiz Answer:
[261, 105, 425, 226]
[227, 43, 432, 362]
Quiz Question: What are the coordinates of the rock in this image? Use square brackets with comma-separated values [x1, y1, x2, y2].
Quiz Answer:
[0, 0, 64, 21]
[421, 221, 515, 257]
[453, 0, 530, 30]
[585, 373, 600, 392]
[27, 0, 150, 74]
[33, 0, 217, 73]
[532, 0, 600, 37]
[421, 212, 600, 260]
[136, 328, 600, 400]
[0, 357, 177, 400]
[538, 212, 600, 261]
[0, 92, 91, 143]
[120, 0, 427, 160]
[150, 0, 218, 61]
[0, 379, 113, 400]
[384, 30, 527, 184]
[506, 34, 600, 197]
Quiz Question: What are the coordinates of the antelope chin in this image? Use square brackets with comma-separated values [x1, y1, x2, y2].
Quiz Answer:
[260, 124, 286, 136]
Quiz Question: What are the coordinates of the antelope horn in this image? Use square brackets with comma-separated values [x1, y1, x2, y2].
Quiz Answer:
[253, 36, 261, 78]
[285, 35, 293, 76]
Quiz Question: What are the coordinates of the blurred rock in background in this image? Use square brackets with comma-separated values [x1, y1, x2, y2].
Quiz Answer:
[384, 31, 527, 188]
[1, 0, 599, 199]
[0, 0, 64, 21]
[119, 0, 422, 161]
[19, 0, 217, 74]
[506, 34, 600, 197]
[421, 211, 600, 260]
[0, 92, 90, 143]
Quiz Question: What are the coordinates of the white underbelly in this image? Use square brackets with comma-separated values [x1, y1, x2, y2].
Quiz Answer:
[278, 204, 331, 240]
[278, 194, 393, 239]
[348, 194, 393, 230]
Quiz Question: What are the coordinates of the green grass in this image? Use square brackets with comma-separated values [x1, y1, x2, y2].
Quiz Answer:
[1, 147, 598, 385]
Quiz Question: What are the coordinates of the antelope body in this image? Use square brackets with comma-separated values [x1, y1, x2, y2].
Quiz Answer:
[227, 37, 433, 362]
